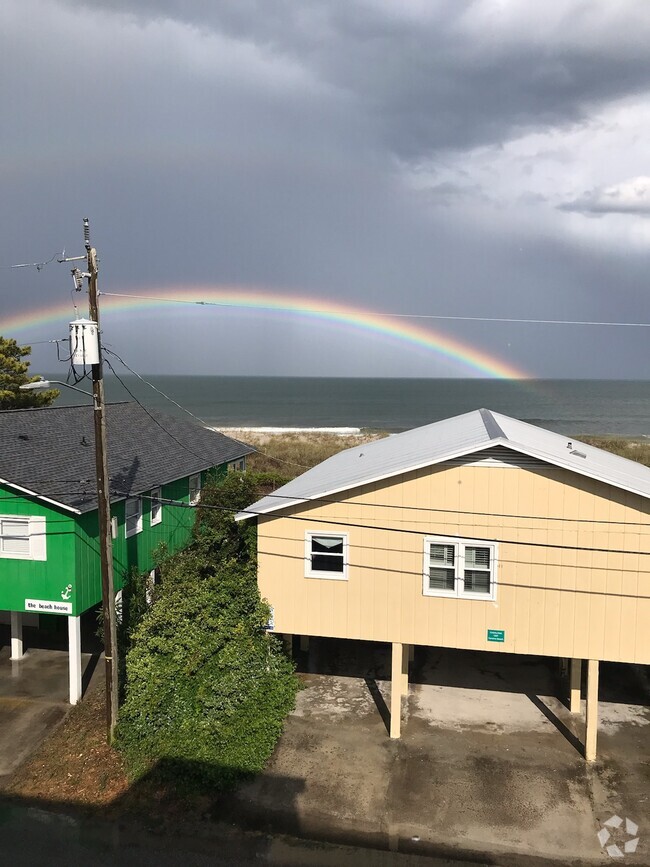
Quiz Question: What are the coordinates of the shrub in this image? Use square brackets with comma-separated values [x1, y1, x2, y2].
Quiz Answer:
[116, 473, 299, 789]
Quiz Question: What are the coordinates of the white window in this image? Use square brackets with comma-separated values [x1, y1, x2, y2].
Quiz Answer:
[150, 487, 162, 526]
[125, 497, 142, 538]
[423, 536, 497, 601]
[0, 515, 46, 561]
[189, 473, 202, 505]
[228, 459, 246, 472]
[305, 532, 348, 580]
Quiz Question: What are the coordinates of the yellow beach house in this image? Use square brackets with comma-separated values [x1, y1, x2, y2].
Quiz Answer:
[237, 409, 650, 760]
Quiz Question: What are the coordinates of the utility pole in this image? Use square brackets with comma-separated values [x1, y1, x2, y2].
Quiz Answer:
[84, 218, 119, 742]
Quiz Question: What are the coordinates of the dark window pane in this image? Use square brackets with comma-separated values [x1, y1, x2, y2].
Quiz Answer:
[312, 553, 344, 572]
[429, 567, 455, 591]
[464, 570, 491, 593]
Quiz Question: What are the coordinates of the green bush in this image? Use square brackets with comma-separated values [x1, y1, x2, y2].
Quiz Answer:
[116, 473, 299, 789]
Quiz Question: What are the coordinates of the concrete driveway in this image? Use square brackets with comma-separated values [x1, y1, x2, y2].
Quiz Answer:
[0, 632, 95, 786]
[233, 640, 650, 866]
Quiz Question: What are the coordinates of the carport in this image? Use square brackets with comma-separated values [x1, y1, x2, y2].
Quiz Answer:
[285, 637, 650, 761]
[0, 615, 102, 785]
[238, 638, 650, 862]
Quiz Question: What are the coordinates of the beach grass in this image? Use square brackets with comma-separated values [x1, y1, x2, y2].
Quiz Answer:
[580, 436, 650, 466]
[228, 430, 387, 477]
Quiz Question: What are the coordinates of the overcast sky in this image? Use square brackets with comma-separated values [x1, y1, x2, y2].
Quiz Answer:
[1, 0, 650, 378]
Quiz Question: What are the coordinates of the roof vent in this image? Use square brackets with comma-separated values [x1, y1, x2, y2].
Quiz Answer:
[567, 441, 572, 450]
[18, 434, 29, 441]
[570, 449, 587, 459]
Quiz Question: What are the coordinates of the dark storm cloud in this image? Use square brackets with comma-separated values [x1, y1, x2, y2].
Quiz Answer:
[59, 0, 650, 160]
[2, 0, 650, 379]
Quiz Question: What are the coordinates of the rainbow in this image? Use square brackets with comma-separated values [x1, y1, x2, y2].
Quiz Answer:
[0, 285, 530, 379]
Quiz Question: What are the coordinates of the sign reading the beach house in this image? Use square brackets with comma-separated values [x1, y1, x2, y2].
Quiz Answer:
[25, 599, 72, 615]
[487, 629, 505, 643]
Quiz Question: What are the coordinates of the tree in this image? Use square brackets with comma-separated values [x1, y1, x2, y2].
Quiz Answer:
[0, 336, 59, 409]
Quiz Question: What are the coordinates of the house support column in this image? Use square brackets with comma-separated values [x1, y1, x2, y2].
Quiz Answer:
[569, 658, 582, 714]
[401, 644, 411, 692]
[10, 611, 24, 661]
[282, 634, 293, 658]
[300, 636, 310, 653]
[68, 616, 82, 705]
[585, 659, 599, 762]
[390, 642, 408, 739]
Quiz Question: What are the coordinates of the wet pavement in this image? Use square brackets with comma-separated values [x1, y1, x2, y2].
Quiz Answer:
[232, 640, 650, 865]
[0, 632, 96, 784]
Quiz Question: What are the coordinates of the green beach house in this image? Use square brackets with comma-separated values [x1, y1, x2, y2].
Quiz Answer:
[0, 402, 251, 703]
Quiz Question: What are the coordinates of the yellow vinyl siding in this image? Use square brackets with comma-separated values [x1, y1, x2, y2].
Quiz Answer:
[258, 461, 650, 664]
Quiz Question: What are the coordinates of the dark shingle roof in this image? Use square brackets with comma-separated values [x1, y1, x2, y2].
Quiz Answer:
[0, 402, 252, 513]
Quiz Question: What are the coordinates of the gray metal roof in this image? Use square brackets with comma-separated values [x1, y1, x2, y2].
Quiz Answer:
[237, 408, 650, 520]
[0, 402, 252, 513]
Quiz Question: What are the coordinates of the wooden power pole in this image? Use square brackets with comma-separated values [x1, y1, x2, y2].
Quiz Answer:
[84, 218, 119, 742]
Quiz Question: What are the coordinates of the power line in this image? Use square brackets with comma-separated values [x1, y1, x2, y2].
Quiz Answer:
[101, 345, 311, 470]
[0, 250, 63, 271]
[117, 488, 650, 559]
[101, 489, 650, 598]
[102, 354, 210, 463]
[5, 482, 649, 591]
[254, 491, 650, 529]
[100, 291, 650, 330]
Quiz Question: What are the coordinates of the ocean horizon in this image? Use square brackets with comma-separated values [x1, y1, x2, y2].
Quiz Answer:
[44, 374, 650, 438]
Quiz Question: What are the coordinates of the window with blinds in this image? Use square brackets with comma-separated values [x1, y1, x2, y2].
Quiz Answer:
[0, 515, 46, 560]
[428, 543, 456, 592]
[0, 518, 30, 555]
[305, 532, 348, 580]
[423, 537, 497, 600]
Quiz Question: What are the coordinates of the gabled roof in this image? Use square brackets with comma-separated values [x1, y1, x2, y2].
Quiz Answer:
[0, 402, 252, 513]
[237, 408, 650, 520]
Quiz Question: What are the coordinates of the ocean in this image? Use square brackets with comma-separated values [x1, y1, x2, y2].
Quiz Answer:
[46, 375, 650, 437]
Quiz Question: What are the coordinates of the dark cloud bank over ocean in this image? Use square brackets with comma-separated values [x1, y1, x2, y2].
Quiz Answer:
[2, 1, 650, 378]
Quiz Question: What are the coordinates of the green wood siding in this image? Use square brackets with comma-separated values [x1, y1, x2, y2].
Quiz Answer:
[0, 484, 77, 612]
[1, 466, 228, 616]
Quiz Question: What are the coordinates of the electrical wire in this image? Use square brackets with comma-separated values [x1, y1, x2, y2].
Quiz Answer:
[115, 488, 650, 559]
[0, 250, 62, 271]
[102, 353, 223, 463]
[251, 491, 650, 529]
[100, 291, 650, 330]
[101, 345, 311, 470]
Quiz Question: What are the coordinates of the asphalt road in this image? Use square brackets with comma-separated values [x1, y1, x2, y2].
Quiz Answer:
[0, 803, 490, 867]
